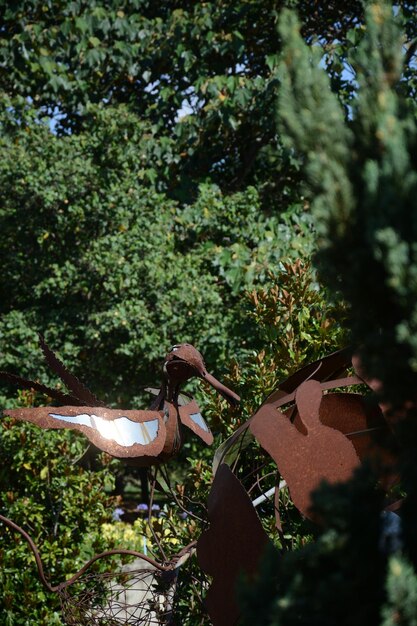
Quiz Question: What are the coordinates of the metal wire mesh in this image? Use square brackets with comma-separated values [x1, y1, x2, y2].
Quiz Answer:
[0, 513, 193, 626]
[59, 559, 178, 626]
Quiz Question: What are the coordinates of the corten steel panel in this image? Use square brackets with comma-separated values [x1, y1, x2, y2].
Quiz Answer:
[250, 380, 361, 519]
[197, 464, 276, 626]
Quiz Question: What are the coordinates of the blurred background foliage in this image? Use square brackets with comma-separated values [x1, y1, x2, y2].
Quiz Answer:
[1, 0, 417, 624]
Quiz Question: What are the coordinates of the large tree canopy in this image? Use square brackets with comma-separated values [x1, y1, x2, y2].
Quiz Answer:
[1, 1, 416, 206]
[0, 0, 372, 203]
[0, 100, 308, 405]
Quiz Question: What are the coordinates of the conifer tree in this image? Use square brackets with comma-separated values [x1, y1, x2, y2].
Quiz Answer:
[279, 1, 417, 405]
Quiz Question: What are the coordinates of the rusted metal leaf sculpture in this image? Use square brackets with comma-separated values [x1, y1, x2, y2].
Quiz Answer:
[292, 390, 399, 489]
[250, 380, 362, 519]
[213, 347, 360, 472]
[214, 348, 397, 517]
[265, 346, 353, 405]
[197, 463, 276, 626]
[1, 339, 239, 465]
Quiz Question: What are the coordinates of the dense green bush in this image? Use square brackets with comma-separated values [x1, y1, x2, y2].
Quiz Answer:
[0, 102, 306, 409]
[0, 411, 116, 625]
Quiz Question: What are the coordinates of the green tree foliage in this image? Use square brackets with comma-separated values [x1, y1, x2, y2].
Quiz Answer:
[0, 408, 117, 625]
[381, 556, 417, 626]
[0, 0, 365, 117]
[0, 101, 300, 407]
[0, 0, 374, 204]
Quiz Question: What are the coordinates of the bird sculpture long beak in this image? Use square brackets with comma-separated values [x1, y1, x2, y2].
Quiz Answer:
[164, 344, 240, 406]
[201, 371, 240, 406]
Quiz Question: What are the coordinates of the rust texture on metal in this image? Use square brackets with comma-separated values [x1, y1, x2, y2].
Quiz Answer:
[197, 463, 275, 626]
[158, 402, 183, 464]
[4, 405, 167, 460]
[250, 380, 361, 519]
[39, 334, 105, 407]
[1, 338, 240, 465]
[290, 392, 392, 460]
[178, 397, 214, 445]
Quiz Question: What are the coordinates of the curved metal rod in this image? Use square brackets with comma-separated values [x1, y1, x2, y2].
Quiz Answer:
[55, 551, 167, 591]
[0, 514, 55, 592]
[61, 539, 197, 590]
[0, 514, 195, 593]
[270, 375, 363, 409]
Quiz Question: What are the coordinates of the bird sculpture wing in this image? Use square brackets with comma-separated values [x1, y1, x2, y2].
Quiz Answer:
[39, 335, 104, 406]
[177, 396, 214, 445]
[0, 370, 82, 406]
[4, 405, 167, 460]
[0, 335, 103, 408]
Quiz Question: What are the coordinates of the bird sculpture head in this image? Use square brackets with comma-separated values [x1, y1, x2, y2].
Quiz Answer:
[163, 343, 240, 406]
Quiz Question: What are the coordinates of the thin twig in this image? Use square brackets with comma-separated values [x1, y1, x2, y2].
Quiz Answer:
[241, 460, 269, 483]
[247, 471, 277, 496]
[147, 468, 167, 562]
[159, 465, 205, 524]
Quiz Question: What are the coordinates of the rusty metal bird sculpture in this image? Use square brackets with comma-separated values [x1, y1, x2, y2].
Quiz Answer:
[1, 337, 239, 466]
